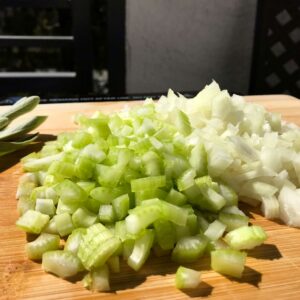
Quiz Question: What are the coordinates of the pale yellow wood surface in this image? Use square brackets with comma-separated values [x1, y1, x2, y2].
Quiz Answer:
[1, 95, 300, 300]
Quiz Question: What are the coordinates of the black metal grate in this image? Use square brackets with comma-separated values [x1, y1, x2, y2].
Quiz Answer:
[250, 0, 300, 97]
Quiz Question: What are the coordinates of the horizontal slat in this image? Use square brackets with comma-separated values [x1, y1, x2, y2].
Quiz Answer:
[0, 35, 74, 47]
[0, 72, 76, 78]
[0, 76, 79, 93]
[0, 0, 71, 8]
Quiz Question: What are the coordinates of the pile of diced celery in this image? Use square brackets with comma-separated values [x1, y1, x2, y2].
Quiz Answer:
[20, 81, 300, 291]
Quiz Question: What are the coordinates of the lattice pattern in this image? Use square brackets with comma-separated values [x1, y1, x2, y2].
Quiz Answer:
[251, 0, 300, 97]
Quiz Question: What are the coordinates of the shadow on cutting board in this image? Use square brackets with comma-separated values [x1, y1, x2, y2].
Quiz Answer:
[0, 134, 56, 172]
[248, 243, 282, 260]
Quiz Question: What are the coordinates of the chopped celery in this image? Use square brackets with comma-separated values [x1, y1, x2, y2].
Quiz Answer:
[16, 210, 49, 234]
[204, 220, 226, 241]
[16, 81, 288, 293]
[218, 212, 249, 232]
[78, 223, 121, 270]
[83, 265, 110, 292]
[172, 235, 208, 263]
[175, 266, 201, 289]
[99, 204, 115, 223]
[177, 168, 196, 192]
[42, 250, 83, 278]
[112, 194, 130, 220]
[54, 213, 74, 237]
[72, 207, 97, 228]
[165, 188, 187, 206]
[127, 230, 154, 271]
[211, 249, 246, 278]
[26, 233, 60, 260]
[57, 179, 87, 204]
[35, 198, 55, 216]
[126, 205, 161, 234]
[131, 175, 166, 192]
[154, 220, 176, 250]
[64, 228, 86, 254]
[224, 226, 267, 250]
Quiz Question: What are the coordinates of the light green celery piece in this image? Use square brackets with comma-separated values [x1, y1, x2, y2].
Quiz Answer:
[78, 223, 121, 270]
[164, 154, 190, 179]
[75, 113, 110, 139]
[112, 194, 130, 221]
[16, 181, 36, 199]
[122, 239, 135, 260]
[207, 238, 229, 252]
[172, 234, 208, 263]
[114, 220, 136, 242]
[139, 198, 189, 226]
[127, 229, 154, 271]
[195, 211, 210, 232]
[48, 161, 75, 178]
[64, 228, 87, 254]
[126, 204, 162, 234]
[165, 189, 187, 206]
[154, 220, 176, 250]
[16, 210, 49, 234]
[195, 176, 226, 212]
[83, 265, 110, 292]
[131, 175, 166, 192]
[54, 213, 74, 237]
[218, 212, 249, 232]
[142, 151, 161, 176]
[42, 218, 58, 234]
[43, 174, 64, 187]
[90, 187, 116, 204]
[81, 144, 106, 163]
[42, 250, 83, 278]
[17, 196, 35, 215]
[107, 256, 120, 273]
[96, 164, 124, 187]
[56, 199, 80, 215]
[135, 188, 167, 205]
[72, 131, 92, 149]
[99, 204, 115, 223]
[204, 220, 226, 241]
[219, 183, 238, 207]
[211, 249, 246, 278]
[35, 198, 56, 216]
[224, 225, 267, 250]
[77, 181, 96, 194]
[23, 153, 64, 172]
[123, 168, 141, 183]
[189, 143, 207, 178]
[177, 168, 197, 192]
[174, 224, 190, 241]
[161, 201, 189, 226]
[45, 187, 59, 204]
[26, 233, 60, 260]
[72, 207, 97, 228]
[173, 108, 191, 136]
[175, 266, 201, 289]
[75, 156, 95, 180]
[186, 214, 198, 236]
[57, 179, 87, 204]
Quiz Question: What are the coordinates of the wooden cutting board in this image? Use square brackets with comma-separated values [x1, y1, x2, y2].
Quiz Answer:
[1, 95, 300, 300]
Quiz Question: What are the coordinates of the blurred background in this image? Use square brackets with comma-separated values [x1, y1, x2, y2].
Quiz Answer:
[0, 0, 299, 104]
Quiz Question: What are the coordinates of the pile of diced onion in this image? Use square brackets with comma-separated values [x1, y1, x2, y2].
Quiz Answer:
[15, 81, 300, 291]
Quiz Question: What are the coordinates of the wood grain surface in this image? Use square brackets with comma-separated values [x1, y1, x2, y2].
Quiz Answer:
[1, 95, 300, 300]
